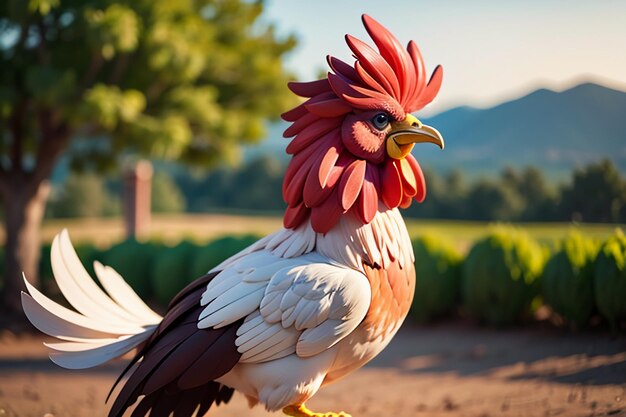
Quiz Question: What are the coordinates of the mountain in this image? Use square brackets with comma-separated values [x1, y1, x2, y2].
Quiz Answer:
[246, 82, 626, 179]
[419, 82, 626, 178]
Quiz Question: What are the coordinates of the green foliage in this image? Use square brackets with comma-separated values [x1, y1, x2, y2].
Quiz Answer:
[559, 159, 626, 223]
[85, 5, 140, 60]
[27, 227, 625, 329]
[39, 243, 53, 284]
[403, 161, 626, 223]
[462, 226, 546, 325]
[410, 235, 462, 322]
[465, 179, 525, 221]
[47, 173, 120, 218]
[190, 234, 259, 278]
[542, 231, 598, 327]
[83, 86, 146, 130]
[152, 171, 186, 213]
[407, 169, 468, 219]
[405, 166, 558, 222]
[151, 240, 197, 305]
[502, 166, 557, 221]
[100, 239, 157, 298]
[0, 0, 297, 171]
[171, 158, 621, 223]
[594, 229, 626, 329]
[178, 155, 284, 213]
[228, 157, 284, 210]
[28, 0, 59, 15]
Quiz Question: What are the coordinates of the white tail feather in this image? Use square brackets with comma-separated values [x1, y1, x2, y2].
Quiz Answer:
[45, 332, 150, 369]
[22, 230, 162, 369]
[93, 261, 162, 323]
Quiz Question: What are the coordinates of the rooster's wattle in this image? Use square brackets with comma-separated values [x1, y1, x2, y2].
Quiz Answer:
[22, 14, 444, 417]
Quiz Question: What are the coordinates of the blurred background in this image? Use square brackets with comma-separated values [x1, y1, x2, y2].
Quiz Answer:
[1, 1, 625, 416]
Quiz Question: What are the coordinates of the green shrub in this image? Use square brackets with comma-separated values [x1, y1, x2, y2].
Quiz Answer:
[594, 229, 626, 329]
[100, 239, 160, 299]
[542, 231, 598, 327]
[462, 226, 545, 325]
[151, 240, 198, 305]
[190, 235, 260, 278]
[39, 243, 53, 284]
[410, 235, 462, 322]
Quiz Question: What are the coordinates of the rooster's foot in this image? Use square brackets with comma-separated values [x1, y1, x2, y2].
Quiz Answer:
[283, 403, 351, 417]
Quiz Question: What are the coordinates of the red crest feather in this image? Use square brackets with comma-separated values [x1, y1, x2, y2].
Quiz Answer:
[281, 15, 442, 233]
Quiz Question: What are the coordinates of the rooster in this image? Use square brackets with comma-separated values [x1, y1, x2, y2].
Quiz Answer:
[22, 14, 444, 417]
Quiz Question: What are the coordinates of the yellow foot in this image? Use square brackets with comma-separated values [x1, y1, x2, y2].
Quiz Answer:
[282, 403, 351, 417]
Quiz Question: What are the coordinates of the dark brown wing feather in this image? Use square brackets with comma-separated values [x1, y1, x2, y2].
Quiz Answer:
[108, 272, 242, 417]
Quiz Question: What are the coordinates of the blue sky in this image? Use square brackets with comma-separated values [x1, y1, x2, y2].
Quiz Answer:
[261, 1, 626, 114]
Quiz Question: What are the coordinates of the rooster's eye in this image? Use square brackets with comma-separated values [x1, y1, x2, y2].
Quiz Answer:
[371, 113, 390, 130]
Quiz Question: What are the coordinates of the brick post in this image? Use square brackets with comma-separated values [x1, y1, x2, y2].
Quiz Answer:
[123, 160, 153, 239]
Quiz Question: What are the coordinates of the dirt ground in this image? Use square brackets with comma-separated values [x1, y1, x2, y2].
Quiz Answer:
[0, 323, 625, 417]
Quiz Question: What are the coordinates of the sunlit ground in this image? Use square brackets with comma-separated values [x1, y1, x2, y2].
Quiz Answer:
[1, 323, 624, 417]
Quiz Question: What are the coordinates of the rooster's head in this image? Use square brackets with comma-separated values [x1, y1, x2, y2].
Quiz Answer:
[282, 15, 444, 234]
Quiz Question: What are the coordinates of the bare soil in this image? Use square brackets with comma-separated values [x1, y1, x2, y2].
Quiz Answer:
[1, 323, 625, 417]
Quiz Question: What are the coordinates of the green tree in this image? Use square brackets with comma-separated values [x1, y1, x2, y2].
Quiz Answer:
[500, 166, 520, 191]
[48, 172, 119, 218]
[175, 156, 285, 213]
[440, 169, 469, 219]
[516, 166, 556, 220]
[0, 0, 296, 311]
[466, 179, 524, 221]
[151, 171, 185, 213]
[406, 168, 468, 220]
[500, 166, 556, 221]
[559, 159, 626, 223]
[405, 167, 443, 219]
[229, 156, 284, 211]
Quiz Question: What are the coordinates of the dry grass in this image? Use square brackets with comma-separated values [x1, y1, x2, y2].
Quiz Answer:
[23, 214, 625, 252]
[36, 214, 283, 248]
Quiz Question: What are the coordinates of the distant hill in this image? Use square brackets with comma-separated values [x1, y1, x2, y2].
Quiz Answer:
[246, 81, 626, 179]
[420, 82, 626, 178]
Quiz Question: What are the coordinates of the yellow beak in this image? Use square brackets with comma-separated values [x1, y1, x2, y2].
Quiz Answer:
[386, 114, 444, 160]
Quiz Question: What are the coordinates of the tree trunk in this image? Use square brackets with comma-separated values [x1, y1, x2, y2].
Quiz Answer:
[2, 180, 50, 314]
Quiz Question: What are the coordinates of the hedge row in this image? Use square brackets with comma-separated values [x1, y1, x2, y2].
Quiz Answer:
[409, 226, 626, 329]
[17, 226, 626, 330]
[38, 234, 260, 306]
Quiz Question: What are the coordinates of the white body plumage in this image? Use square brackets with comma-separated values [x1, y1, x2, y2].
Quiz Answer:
[22, 208, 414, 412]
